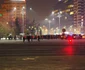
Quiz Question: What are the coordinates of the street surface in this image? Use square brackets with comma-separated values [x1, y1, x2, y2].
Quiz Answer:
[0, 39, 85, 70]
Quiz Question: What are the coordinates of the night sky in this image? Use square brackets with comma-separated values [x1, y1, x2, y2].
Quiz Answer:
[27, 0, 57, 20]
[0, 0, 3, 6]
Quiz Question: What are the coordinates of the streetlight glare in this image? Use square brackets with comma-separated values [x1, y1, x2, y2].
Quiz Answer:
[60, 11, 63, 14]
[30, 8, 32, 10]
[45, 18, 48, 21]
[52, 11, 55, 15]
[49, 20, 51, 23]
[13, 7, 16, 11]
[65, 16, 67, 19]
[52, 18, 55, 20]
[6, 22, 9, 24]
[22, 6, 25, 9]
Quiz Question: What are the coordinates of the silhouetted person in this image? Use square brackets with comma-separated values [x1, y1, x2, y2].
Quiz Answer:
[23, 35, 26, 42]
[27, 35, 30, 42]
[14, 35, 16, 40]
[38, 35, 40, 41]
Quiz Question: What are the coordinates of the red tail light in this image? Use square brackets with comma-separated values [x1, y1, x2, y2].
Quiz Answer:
[68, 37, 73, 44]
[69, 39, 72, 42]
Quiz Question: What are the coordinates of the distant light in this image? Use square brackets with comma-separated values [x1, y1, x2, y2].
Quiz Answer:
[30, 8, 32, 10]
[68, 5, 74, 8]
[65, 17, 67, 19]
[52, 11, 55, 15]
[52, 18, 55, 20]
[49, 20, 51, 23]
[45, 18, 48, 21]
[6, 22, 9, 24]
[70, 12, 74, 15]
[64, 0, 68, 3]
[13, 7, 16, 11]
[58, 0, 62, 1]
[66, 9, 70, 12]
[22, 6, 25, 9]
[11, 0, 25, 1]
[60, 11, 62, 14]
[65, 32, 69, 34]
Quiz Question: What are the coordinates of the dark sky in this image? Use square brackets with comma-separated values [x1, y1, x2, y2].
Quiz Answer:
[28, 0, 57, 20]
[0, 0, 3, 7]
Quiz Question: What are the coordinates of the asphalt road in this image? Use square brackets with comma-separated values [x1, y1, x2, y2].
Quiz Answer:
[0, 39, 85, 70]
[0, 39, 85, 56]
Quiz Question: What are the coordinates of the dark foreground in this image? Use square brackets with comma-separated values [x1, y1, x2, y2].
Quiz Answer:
[0, 56, 85, 70]
[0, 39, 85, 70]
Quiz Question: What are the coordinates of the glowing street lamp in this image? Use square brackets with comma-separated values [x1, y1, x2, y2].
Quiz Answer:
[30, 8, 32, 10]
[51, 11, 55, 15]
[45, 18, 51, 35]
[45, 18, 48, 21]
[21, 6, 25, 35]
[57, 11, 62, 34]
[52, 18, 55, 21]
[48, 20, 51, 34]
[13, 7, 16, 11]
[13, 7, 17, 18]
[22, 6, 25, 10]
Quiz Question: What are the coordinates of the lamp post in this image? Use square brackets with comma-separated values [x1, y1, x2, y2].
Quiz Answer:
[48, 20, 51, 35]
[22, 6, 25, 35]
[13, 7, 17, 18]
[57, 11, 62, 34]
[45, 18, 51, 35]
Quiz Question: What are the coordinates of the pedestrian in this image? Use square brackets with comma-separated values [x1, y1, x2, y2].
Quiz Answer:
[27, 35, 30, 42]
[38, 35, 40, 42]
[23, 35, 26, 42]
[14, 35, 16, 40]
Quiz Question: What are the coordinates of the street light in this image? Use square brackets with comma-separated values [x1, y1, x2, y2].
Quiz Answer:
[13, 7, 17, 18]
[52, 18, 55, 21]
[45, 18, 51, 35]
[45, 18, 48, 21]
[48, 20, 51, 35]
[51, 11, 55, 15]
[57, 11, 62, 34]
[30, 8, 32, 10]
[13, 7, 16, 11]
[21, 6, 25, 35]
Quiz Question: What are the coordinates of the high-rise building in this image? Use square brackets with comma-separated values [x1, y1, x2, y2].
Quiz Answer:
[53, 0, 74, 32]
[54, 0, 73, 14]
[74, 0, 85, 34]
[0, 0, 26, 22]
[0, 0, 26, 34]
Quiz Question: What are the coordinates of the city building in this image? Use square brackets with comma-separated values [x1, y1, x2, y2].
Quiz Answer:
[54, 0, 73, 15]
[54, 0, 85, 34]
[53, 0, 74, 33]
[0, 0, 26, 34]
[74, 0, 85, 34]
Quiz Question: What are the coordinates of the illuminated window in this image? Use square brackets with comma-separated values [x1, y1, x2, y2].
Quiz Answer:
[70, 12, 74, 15]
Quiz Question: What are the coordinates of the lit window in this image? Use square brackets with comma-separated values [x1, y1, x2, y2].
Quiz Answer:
[70, 12, 74, 15]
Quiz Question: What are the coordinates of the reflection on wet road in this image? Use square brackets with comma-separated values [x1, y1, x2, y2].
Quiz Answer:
[0, 39, 85, 70]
